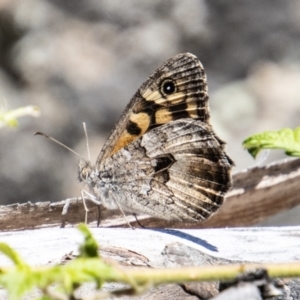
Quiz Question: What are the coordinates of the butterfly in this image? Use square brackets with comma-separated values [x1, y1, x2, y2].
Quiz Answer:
[78, 53, 234, 223]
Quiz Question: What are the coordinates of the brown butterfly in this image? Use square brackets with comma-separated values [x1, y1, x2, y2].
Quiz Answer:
[78, 53, 234, 222]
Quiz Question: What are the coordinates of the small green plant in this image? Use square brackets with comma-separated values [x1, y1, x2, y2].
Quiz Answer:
[0, 105, 40, 129]
[243, 127, 300, 158]
[0, 225, 120, 299]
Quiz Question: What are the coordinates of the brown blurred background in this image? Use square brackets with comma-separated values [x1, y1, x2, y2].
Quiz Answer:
[0, 0, 299, 225]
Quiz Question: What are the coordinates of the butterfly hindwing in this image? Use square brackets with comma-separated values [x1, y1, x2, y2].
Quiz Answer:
[98, 119, 233, 222]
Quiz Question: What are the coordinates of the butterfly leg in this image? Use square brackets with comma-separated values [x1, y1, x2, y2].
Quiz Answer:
[133, 214, 146, 229]
[84, 190, 102, 226]
[81, 190, 101, 224]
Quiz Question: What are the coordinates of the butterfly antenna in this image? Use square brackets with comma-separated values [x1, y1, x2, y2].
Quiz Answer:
[34, 132, 84, 160]
[82, 122, 91, 162]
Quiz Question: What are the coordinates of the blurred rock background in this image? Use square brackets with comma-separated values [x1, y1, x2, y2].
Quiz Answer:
[0, 0, 299, 225]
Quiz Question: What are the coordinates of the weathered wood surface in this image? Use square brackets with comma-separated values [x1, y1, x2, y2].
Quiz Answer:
[1, 226, 299, 267]
[0, 226, 299, 299]
[0, 157, 299, 231]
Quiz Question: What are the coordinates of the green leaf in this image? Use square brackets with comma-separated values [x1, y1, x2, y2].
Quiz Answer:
[0, 243, 28, 268]
[77, 224, 99, 258]
[0, 243, 33, 298]
[243, 127, 300, 158]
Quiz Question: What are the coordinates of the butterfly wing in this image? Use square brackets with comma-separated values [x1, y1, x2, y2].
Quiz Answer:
[99, 119, 233, 222]
[97, 53, 209, 164]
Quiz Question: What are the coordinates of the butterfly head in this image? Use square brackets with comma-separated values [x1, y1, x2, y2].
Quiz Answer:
[78, 160, 96, 186]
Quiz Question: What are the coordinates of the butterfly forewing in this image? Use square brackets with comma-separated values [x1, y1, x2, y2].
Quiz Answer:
[97, 53, 209, 163]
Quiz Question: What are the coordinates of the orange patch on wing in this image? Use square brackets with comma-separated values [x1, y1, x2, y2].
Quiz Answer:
[110, 132, 137, 156]
[155, 108, 173, 124]
[109, 112, 151, 156]
[130, 112, 150, 133]
[187, 101, 198, 118]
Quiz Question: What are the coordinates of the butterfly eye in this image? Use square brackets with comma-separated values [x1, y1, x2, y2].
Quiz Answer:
[160, 79, 176, 96]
